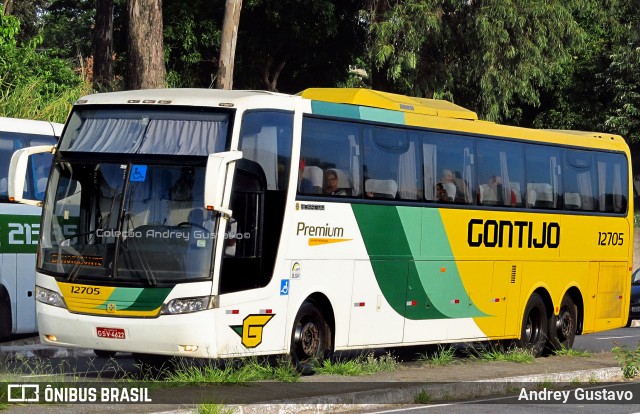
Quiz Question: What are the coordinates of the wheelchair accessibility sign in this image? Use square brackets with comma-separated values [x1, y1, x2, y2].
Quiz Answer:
[130, 165, 147, 182]
[280, 279, 289, 296]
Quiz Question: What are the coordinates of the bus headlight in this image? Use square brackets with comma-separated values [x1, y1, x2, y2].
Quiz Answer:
[35, 286, 67, 309]
[161, 296, 215, 315]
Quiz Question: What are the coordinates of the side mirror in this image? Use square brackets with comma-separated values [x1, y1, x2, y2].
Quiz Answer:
[204, 150, 243, 217]
[8, 145, 55, 206]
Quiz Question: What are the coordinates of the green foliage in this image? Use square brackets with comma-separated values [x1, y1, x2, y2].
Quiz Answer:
[365, 0, 583, 123]
[0, 9, 84, 121]
[0, 79, 90, 123]
[613, 343, 640, 379]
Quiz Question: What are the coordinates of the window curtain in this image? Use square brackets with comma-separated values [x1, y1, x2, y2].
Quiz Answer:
[423, 143, 436, 200]
[139, 120, 227, 155]
[398, 140, 417, 199]
[349, 134, 361, 196]
[69, 118, 146, 152]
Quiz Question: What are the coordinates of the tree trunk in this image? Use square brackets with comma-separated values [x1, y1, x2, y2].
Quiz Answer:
[216, 0, 242, 90]
[3, 0, 13, 15]
[93, 0, 114, 91]
[126, 0, 166, 89]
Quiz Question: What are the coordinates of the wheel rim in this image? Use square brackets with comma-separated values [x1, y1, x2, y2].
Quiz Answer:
[296, 320, 320, 357]
[557, 306, 573, 340]
[524, 308, 542, 346]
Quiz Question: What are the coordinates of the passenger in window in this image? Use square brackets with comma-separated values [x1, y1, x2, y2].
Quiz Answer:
[486, 175, 516, 206]
[297, 160, 314, 194]
[440, 169, 457, 201]
[323, 169, 347, 196]
[436, 183, 451, 202]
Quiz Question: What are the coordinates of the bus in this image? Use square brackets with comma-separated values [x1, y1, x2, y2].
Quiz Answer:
[10, 88, 633, 364]
[0, 117, 62, 339]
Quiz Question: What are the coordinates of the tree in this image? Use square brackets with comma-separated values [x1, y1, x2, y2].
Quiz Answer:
[236, 0, 364, 92]
[216, 0, 242, 89]
[93, 0, 115, 90]
[364, 0, 583, 123]
[126, 0, 165, 89]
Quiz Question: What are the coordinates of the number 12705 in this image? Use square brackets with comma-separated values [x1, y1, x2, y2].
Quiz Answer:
[598, 232, 624, 246]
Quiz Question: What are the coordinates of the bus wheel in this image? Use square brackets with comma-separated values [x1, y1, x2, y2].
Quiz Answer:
[515, 293, 548, 357]
[94, 350, 117, 358]
[290, 301, 329, 373]
[0, 289, 11, 340]
[547, 295, 577, 352]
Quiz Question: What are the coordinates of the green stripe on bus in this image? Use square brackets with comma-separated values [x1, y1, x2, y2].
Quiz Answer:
[352, 204, 486, 320]
[311, 101, 361, 119]
[310, 101, 406, 125]
[0, 214, 41, 254]
[95, 287, 171, 311]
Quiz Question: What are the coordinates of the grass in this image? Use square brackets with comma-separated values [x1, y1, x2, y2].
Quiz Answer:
[164, 356, 299, 384]
[553, 347, 591, 357]
[314, 352, 399, 376]
[416, 346, 458, 366]
[414, 389, 431, 404]
[0, 79, 91, 123]
[471, 347, 535, 364]
[196, 404, 236, 414]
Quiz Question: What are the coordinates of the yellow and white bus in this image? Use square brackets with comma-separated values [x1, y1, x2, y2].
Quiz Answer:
[0, 117, 62, 339]
[11, 88, 633, 363]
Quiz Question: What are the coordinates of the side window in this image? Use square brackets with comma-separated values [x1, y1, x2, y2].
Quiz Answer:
[0, 133, 55, 201]
[300, 117, 361, 197]
[525, 144, 561, 209]
[563, 149, 597, 211]
[0, 134, 15, 200]
[423, 132, 474, 204]
[476, 139, 524, 207]
[595, 152, 628, 213]
[239, 111, 293, 191]
[363, 126, 421, 200]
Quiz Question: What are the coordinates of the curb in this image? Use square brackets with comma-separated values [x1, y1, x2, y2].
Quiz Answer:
[229, 367, 623, 414]
[0, 345, 94, 359]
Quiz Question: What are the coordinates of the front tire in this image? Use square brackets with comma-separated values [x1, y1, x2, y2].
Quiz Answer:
[546, 295, 577, 353]
[515, 293, 548, 357]
[290, 301, 330, 372]
[0, 290, 12, 340]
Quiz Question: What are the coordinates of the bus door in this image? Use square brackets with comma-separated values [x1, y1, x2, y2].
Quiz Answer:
[214, 110, 293, 355]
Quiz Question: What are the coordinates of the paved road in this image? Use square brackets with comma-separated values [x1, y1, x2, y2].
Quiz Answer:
[1, 327, 639, 413]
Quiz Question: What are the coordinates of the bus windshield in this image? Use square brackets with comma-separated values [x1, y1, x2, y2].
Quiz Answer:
[38, 161, 216, 285]
[36, 106, 235, 285]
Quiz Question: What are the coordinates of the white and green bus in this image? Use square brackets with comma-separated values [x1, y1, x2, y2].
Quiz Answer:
[0, 117, 61, 339]
[11, 88, 633, 363]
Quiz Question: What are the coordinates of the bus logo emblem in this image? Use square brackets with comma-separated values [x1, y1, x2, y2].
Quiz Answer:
[106, 303, 117, 313]
[230, 314, 275, 348]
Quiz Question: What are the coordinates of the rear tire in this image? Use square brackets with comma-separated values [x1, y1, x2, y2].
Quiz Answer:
[546, 295, 577, 353]
[626, 318, 633, 328]
[515, 293, 548, 357]
[290, 301, 331, 373]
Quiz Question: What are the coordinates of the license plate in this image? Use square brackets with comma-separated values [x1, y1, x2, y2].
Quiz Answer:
[96, 327, 125, 339]
[632, 307, 640, 313]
